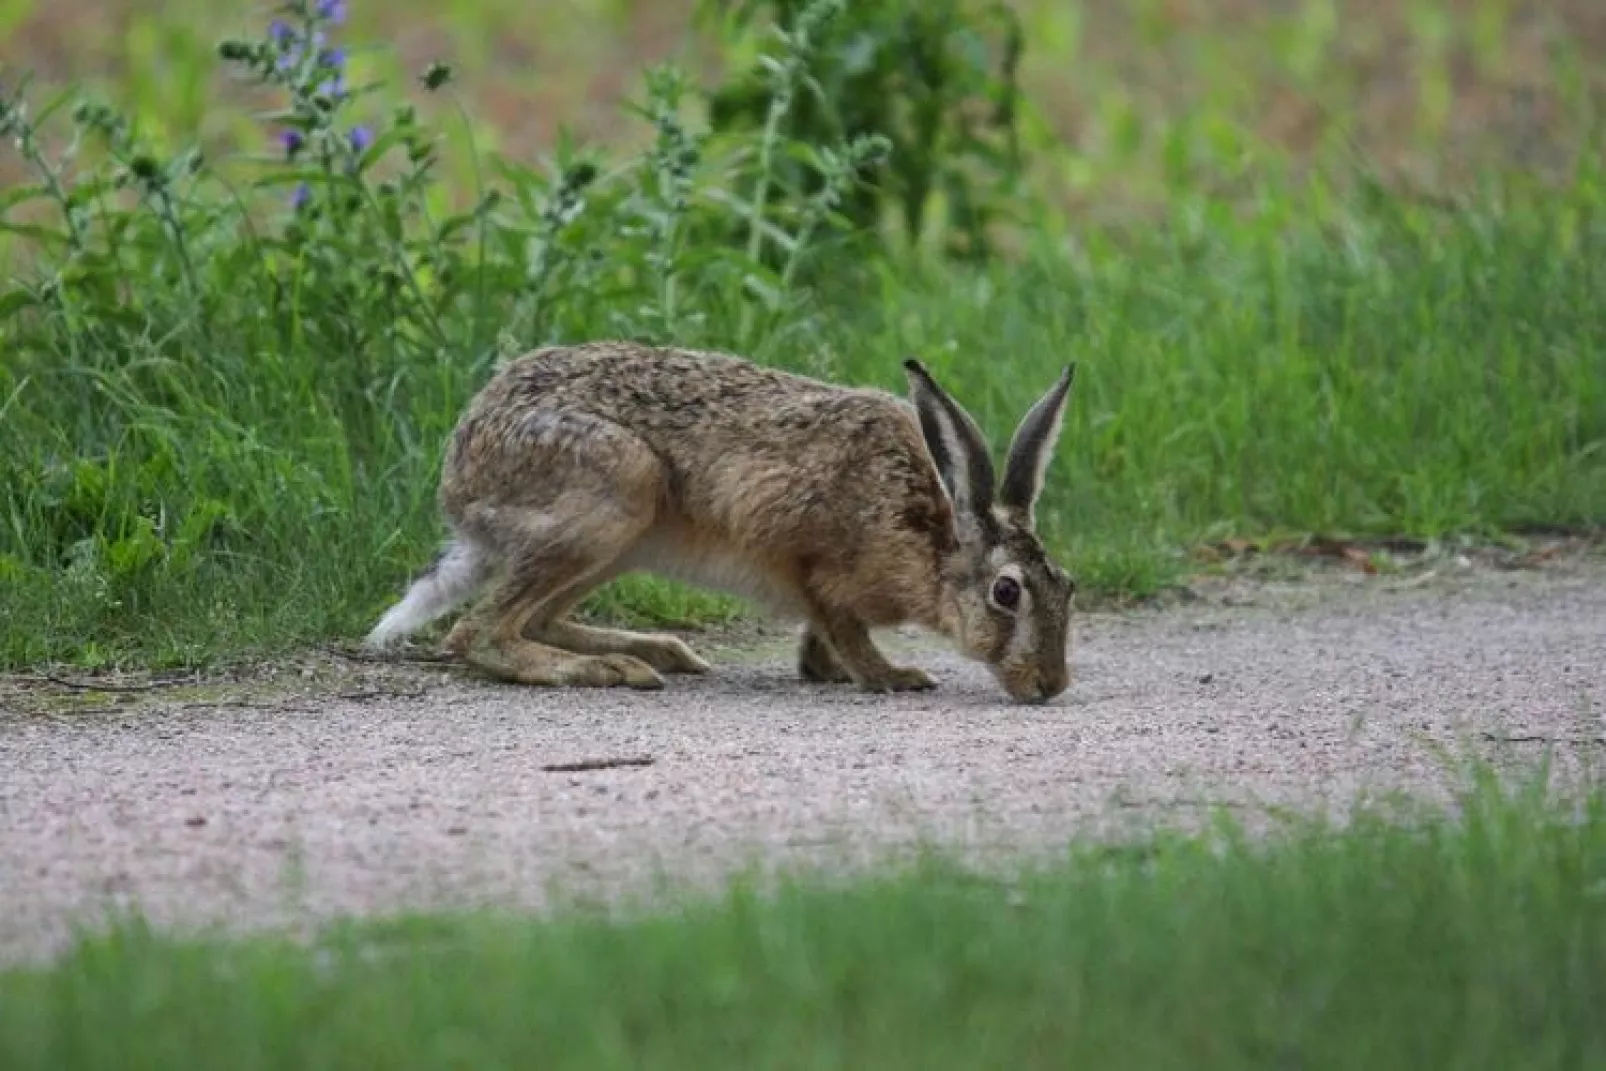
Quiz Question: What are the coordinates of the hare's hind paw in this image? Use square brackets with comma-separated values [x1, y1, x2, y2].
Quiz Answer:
[582, 654, 667, 690]
[532, 620, 710, 675]
[464, 639, 665, 690]
[540, 651, 665, 690]
[633, 635, 711, 675]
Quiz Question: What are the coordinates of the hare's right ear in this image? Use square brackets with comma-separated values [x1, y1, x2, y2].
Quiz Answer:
[903, 358, 996, 523]
[998, 363, 1076, 528]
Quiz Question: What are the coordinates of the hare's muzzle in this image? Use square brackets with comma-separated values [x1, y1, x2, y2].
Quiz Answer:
[1014, 663, 1069, 705]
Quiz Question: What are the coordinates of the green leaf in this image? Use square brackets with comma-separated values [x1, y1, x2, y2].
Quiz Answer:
[0, 222, 70, 248]
[0, 290, 38, 320]
[0, 184, 51, 215]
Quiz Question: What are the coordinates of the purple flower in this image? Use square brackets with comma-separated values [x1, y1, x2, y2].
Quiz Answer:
[320, 46, 346, 70]
[316, 0, 347, 24]
[268, 19, 292, 43]
[318, 74, 346, 99]
[279, 128, 305, 155]
[348, 125, 373, 153]
[290, 183, 311, 209]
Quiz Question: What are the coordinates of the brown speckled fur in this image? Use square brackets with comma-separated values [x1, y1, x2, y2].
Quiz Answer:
[364, 340, 1079, 703]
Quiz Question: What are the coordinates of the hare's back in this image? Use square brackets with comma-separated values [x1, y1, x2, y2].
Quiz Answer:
[484, 342, 906, 445]
[470, 339, 938, 508]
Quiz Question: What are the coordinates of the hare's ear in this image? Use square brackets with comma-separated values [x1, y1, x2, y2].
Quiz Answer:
[903, 358, 995, 522]
[998, 364, 1076, 526]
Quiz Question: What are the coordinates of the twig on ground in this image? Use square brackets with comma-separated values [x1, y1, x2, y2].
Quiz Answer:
[1480, 732, 1606, 746]
[317, 643, 462, 667]
[336, 687, 429, 702]
[28, 672, 199, 694]
[541, 755, 656, 773]
[170, 699, 317, 715]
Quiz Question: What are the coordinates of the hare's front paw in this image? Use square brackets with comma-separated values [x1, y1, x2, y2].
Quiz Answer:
[798, 629, 853, 684]
[860, 666, 937, 693]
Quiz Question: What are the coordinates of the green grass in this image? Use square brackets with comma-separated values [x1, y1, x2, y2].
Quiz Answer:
[2, 771, 1603, 1069]
[3, 181, 1600, 668]
[1, 0, 1603, 669]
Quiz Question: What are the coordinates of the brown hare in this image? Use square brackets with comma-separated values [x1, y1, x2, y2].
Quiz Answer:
[363, 341, 1079, 703]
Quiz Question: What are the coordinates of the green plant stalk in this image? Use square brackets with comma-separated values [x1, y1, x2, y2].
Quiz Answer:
[142, 178, 209, 336]
[736, 87, 793, 342]
[441, 92, 497, 359]
[350, 176, 453, 352]
[2, 93, 88, 255]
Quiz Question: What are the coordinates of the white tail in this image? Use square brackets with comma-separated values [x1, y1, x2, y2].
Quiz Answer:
[363, 538, 489, 650]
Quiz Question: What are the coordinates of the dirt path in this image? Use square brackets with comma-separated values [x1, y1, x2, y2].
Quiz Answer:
[3, 553, 1604, 963]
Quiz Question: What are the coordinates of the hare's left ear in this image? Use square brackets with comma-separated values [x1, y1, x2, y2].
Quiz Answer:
[903, 358, 996, 523]
[998, 364, 1076, 527]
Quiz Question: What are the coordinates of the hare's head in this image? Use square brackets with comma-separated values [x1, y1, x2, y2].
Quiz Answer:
[904, 358, 1078, 704]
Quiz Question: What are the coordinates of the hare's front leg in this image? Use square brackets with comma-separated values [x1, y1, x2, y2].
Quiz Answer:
[807, 609, 936, 693]
[798, 626, 852, 683]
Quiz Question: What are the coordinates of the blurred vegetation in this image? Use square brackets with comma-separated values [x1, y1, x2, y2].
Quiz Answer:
[696, 0, 1028, 260]
[5, 0, 1603, 211]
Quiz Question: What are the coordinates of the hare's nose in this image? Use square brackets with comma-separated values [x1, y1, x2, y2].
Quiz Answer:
[1035, 669, 1069, 702]
[1017, 681, 1053, 704]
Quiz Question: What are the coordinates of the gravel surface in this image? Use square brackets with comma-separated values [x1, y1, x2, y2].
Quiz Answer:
[2, 553, 1603, 963]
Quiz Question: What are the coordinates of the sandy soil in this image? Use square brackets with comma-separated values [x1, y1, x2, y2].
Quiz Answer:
[2, 551, 1603, 964]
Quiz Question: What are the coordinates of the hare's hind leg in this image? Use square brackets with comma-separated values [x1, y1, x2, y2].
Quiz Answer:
[531, 620, 711, 675]
[450, 438, 670, 690]
[455, 524, 667, 690]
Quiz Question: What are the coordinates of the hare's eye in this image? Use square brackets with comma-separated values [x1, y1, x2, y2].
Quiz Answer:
[991, 575, 1022, 611]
